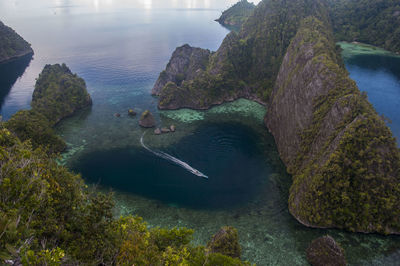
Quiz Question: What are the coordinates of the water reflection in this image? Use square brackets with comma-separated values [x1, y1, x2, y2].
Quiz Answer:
[0, 54, 32, 113]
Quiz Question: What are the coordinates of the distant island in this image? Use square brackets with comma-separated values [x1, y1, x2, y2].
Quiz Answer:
[153, 0, 400, 235]
[215, 0, 255, 30]
[0, 21, 33, 64]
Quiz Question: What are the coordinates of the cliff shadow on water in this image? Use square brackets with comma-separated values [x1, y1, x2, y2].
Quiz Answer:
[0, 53, 32, 112]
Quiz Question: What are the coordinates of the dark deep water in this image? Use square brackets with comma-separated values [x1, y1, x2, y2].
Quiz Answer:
[72, 123, 269, 209]
[1, 2, 400, 265]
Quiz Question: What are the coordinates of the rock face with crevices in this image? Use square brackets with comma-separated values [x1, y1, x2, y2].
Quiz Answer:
[266, 17, 400, 234]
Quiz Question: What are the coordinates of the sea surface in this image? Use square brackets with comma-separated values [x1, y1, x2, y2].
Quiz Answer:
[1, 1, 400, 265]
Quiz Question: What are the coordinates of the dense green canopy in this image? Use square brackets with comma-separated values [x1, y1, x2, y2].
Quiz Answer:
[0, 21, 33, 63]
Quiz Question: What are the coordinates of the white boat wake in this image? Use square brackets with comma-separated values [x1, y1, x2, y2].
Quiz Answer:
[140, 132, 208, 179]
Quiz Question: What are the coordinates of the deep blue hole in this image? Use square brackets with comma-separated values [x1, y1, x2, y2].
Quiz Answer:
[71, 123, 271, 209]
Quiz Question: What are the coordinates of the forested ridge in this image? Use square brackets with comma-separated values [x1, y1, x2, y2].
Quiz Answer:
[0, 21, 33, 64]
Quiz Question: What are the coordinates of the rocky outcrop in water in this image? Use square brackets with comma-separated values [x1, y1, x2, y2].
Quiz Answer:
[215, 0, 255, 29]
[5, 64, 91, 153]
[152, 44, 211, 96]
[207, 226, 241, 259]
[32, 63, 92, 124]
[0, 21, 33, 64]
[306, 236, 346, 266]
[266, 17, 400, 234]
[139, 110, 156, 128]
[128, 109, 136, 116]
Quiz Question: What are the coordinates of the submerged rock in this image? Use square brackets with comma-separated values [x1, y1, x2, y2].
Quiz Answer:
[128, 109, 136, 116]
[139, 110, 155, 128]
[306, 236, 346, 266]
[154, 128, 161, 135]
[161, 127, 170, 133]
[114, 113, 121, 117]
[207, 226, 241, 259]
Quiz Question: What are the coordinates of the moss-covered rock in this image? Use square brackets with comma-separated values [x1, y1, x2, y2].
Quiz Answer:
[139, 110, 156, 128]
[128, 109, 136, 116]
[207, 226, 241, 259]
[0, 20, 33, 64]
[306, 236, 346, 266]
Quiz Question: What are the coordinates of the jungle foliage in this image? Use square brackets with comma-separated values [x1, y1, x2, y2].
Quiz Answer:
[329, 0, 400, 53]
[0, 128, 249, 265]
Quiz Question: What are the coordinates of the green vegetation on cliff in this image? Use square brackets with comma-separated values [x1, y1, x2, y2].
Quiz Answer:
[32, 63, 92, 124]
[329, 0, 400, 54]
[5, 110, 66, 153]
[5, 64, 91, 153]
[215, 0, 255, 29]
[0, 21, 33, 63]
[268, 17, 400, 234]
[0, 128, 249, 264]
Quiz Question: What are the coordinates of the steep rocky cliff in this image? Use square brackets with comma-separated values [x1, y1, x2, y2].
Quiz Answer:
[0, 21, 33, 64]
[266, 17, 400, 234]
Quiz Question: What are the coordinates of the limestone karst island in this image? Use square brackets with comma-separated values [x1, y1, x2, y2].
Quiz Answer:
[0, 0, 399, 265]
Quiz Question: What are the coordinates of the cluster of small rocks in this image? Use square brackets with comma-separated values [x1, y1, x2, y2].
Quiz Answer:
[154, 125, 176, 135]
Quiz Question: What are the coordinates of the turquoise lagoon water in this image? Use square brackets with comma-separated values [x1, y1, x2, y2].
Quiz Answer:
[0, 1, 399, 265]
